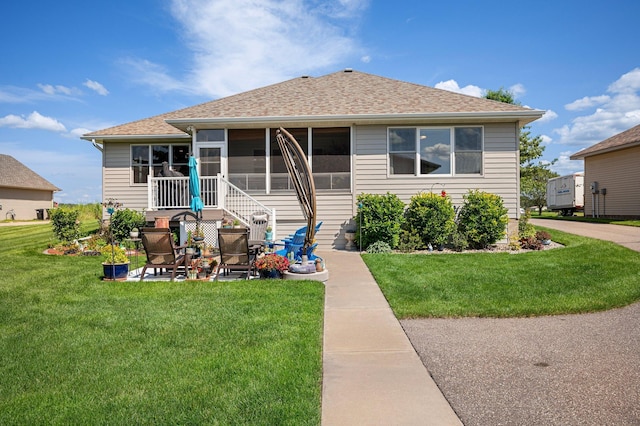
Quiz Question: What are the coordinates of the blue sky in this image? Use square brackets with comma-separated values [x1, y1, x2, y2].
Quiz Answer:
[1, 0, 639, 203]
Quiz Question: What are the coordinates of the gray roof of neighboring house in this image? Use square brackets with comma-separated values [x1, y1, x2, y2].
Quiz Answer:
[83, 70, 543, 139]
[571, 124, 640, 159]
[0, 154, 61, 191]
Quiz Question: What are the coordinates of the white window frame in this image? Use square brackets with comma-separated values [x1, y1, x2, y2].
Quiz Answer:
[387, 126, 484, 177]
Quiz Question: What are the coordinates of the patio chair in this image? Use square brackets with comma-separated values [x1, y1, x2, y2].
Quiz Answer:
[249, 211, 270, 241]
[217, 228, 256, 280]
[139, 227, 186, 281]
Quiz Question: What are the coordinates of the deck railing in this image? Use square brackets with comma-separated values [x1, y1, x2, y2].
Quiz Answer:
[148, 174, 275, 238]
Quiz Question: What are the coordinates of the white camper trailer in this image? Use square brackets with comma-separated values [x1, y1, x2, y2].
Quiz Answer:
[546, 173, 585, 216]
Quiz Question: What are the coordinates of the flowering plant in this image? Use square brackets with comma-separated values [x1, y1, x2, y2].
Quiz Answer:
[255, 254, 290, 273]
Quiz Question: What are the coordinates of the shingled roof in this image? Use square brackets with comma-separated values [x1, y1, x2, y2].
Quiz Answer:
[83, 69, 543, 139]
[571, 124, 640, 159]
[0, 154, 60, 191]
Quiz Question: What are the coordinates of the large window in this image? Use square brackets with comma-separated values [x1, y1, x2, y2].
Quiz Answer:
[228, 129, 266, 191]
[388, 126, 483, 176]
[311, 127, 350, 190]
[270, 128, 308, 190]
[131, 144, 190, 183]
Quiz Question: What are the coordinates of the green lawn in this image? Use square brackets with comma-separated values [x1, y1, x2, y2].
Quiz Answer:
[363, 228, 640, 318]
[0, 224, 324, 425]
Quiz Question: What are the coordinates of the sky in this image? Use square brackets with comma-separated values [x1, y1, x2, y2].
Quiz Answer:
[1, 0, 639, 204]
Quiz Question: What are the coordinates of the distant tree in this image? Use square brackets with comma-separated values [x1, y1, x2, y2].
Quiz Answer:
[484, 88, 558, 213]
[485, 87, 520, 105]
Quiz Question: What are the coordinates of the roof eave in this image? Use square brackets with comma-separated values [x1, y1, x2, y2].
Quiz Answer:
[570, 140, 640, 160]
[80, 133, 190, 142]
[166, 110, 545, 131]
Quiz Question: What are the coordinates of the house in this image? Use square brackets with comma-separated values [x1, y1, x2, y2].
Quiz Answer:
[0, 154, 60, 220]
[570, 124, 640, 219]
[82, 69, 543, 248]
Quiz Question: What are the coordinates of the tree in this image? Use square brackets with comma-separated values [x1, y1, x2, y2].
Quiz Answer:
[484, 88, 558, 214]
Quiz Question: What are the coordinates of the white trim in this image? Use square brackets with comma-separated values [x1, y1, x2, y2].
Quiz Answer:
[165, 110, 544, 130]
[387, 125, 485, 178]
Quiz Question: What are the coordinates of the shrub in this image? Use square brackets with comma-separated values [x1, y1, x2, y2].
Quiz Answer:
[518, 210, 536, 239]
[99, 244, 130, 264]
[457, 190, 508, 249]
[404, 192, 455, 248]
[109, 209, 146, 243]
[449, 229, 469, 252]
[366, 241, 392, 253]
[520, 236, 543, 250]
[354, 193, 405, 249]
[49, 207, 80, 244]
[397, 230, 422, 253]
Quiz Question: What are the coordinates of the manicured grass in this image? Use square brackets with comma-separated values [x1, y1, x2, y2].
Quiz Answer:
[0, 224, 324, 425]
[363, 228, 640, 318]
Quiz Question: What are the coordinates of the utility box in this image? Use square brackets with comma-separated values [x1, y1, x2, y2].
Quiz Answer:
[546, 173, 584, 216]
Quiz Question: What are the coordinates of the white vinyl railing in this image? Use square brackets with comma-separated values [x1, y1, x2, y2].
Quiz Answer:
[148, 174, 275, 238]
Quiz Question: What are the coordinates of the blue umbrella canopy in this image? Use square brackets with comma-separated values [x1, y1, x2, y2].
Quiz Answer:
[188, 156, 204, 213]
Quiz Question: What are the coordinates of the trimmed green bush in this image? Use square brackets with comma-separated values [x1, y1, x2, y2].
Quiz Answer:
[397, 230, 422, 253]
[457, 190, 508, 249]
[404, 192, 455, 248]
[354, 192, 405, 249]
[109, 209, 146, 242]
[49, 207, 80, 244]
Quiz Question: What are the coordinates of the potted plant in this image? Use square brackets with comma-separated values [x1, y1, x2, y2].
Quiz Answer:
[129, 227, 139, 239]
[233, 219, 241, 228]
[185, 230, 196, 255]
[221, 218, 233, 228]
[255, 254, 290, 279]
[100, 245, 130, 281]
[344, 228, 356, 250]
[265, 226, 273, 241]
[536, 230, 552, 245]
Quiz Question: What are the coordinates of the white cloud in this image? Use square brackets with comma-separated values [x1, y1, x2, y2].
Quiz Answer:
[550, 151, 584, 176]
[83, 79, 109, 96]
[360, 55, 371, 63]
[537, 109, 558, 123]
[553, 68, 640, 147]
[509, 83, 526, 98]
[0, 111, 66, 132]
[123, 0, 366, 97]
[540, 134, 552, 145]
[37, 83, 79, 96]
[434, 79, 483, 97]
[565, 95, 610, 111]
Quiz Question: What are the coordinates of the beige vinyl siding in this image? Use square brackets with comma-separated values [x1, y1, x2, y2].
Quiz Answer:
[354, 123, 520, 218]
[102, 140, 185, 216]
[253, 191, 354, 249]
[583, 145, 640, 218]
[0, 187, 54, 220]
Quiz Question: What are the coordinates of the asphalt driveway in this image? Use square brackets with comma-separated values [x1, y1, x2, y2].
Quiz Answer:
[402, 220, 640, 425]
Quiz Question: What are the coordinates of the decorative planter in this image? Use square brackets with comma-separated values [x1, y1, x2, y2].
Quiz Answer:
[103, 263, 129, 281]
[129, 231, 139, 239]
[345, 231, 356, 250]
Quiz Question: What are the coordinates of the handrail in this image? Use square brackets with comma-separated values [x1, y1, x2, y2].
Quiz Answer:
[218, 174, 276, 240]
[148, 174, 276, 239]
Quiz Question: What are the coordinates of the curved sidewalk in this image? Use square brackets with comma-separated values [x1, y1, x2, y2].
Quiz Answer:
[320, 250, 461, 425]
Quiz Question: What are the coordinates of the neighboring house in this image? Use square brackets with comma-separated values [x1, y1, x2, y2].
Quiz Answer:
[82, 69, 543, 248]
[571, 124, 640, 219]
[0, 154, 60, 220]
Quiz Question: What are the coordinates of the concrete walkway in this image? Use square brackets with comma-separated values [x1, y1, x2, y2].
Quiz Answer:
[320, 250, 462, 425]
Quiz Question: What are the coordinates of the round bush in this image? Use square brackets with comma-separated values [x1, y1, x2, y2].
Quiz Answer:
[457, 190, 508, 249]
[355, 192, 405, 249]
[404, 192, 455, 248]
[109, 208, 146, 243]
[366, 241, 392, 253]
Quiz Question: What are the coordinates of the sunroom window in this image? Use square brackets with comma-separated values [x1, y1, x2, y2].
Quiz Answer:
[388, 126, 483, 176]
[131, 144, 190, 184]
[228, 129, 266, 191]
